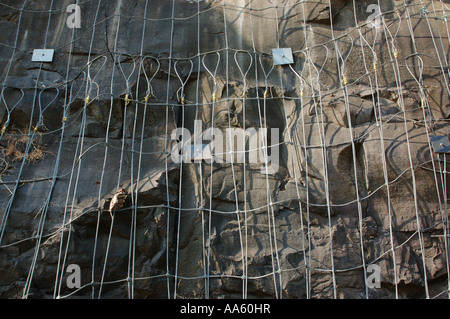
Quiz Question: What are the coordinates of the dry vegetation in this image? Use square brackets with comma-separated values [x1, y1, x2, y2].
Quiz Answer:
[0, 128, 49, 176]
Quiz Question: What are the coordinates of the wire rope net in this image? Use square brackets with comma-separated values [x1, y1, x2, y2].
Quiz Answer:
[0, 0, 448, 299]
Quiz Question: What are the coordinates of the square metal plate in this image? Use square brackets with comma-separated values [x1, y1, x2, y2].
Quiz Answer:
[189, 144, 212, 161]
[32, 49, 54, 62]
[430, 135, 450, 153]
[272, 48, 294, 66]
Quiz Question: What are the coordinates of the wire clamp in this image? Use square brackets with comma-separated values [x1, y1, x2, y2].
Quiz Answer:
[212, 91, 219, 102]
[125, 94, 131, 106]
[342, 77, 348, 86]
[33, 126, 42, 136]
[421, 98, 426, 109]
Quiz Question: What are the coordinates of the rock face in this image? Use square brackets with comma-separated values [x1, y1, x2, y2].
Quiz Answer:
[0, 0, 449, 299]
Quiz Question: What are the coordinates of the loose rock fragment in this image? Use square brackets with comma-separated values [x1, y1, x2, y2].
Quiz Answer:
[108, 188, 127, 218]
